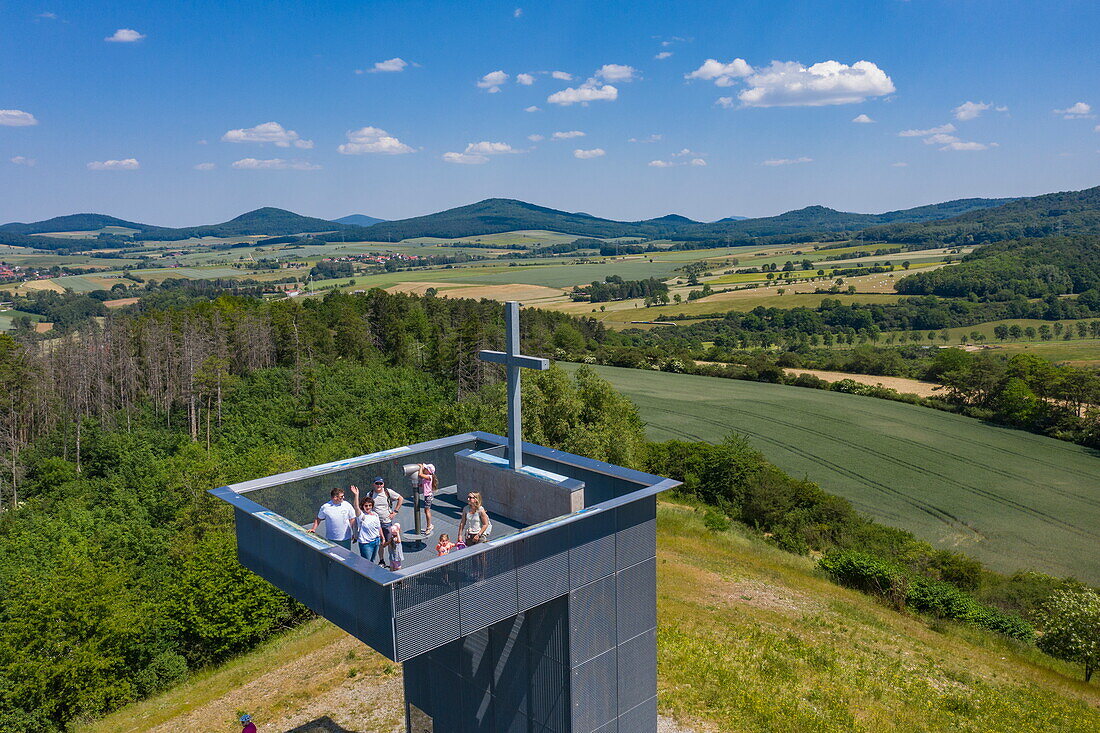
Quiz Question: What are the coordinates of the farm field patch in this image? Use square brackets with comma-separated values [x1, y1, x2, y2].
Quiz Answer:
[563, 363, 1100, 583]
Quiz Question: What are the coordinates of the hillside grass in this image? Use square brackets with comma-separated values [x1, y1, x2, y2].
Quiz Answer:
[86, 504, 1099, 733]
[563, 363, 1100, 584]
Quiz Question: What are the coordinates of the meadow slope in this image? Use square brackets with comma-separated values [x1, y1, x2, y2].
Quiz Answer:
[86, 505, 1099, 733]
[563, 364, 1100, 583]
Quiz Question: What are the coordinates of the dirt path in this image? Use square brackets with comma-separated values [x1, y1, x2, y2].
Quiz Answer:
[139, 627, 699, 733]
[695, 362, 943, 397]
[783, 367, 943, 397]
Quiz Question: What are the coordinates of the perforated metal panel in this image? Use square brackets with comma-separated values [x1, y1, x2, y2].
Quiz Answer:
[569, 514, 617, 588]
[592, 719, 619, 733]
[615, 558, 657, 643]
[615, 627, 657, 715]
[571, 646, 618, 731]
[395, 590, 460, 660]
[617, 695, 658, 733]
[569, 575, 617, 666]
[460, 571, 520, 634]
[516, 531, 571, 610]
[529, 650, 570, 732]
[526, 595, 569, 663]
[393, 566, 458, 614]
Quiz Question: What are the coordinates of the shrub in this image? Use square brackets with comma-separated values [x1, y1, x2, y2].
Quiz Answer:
[819, 550, 1034, 641]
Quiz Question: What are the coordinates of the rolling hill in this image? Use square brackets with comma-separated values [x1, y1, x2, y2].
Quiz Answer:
[333, 213, 386, 226]
[563, 363, 1100, 584]
[0, 187, 1071, 251]
[0, 213, 154, 235]
[84, 504, 1100, 733]
[131, 207, 350, 240]
[861, 185, 1100, 244]
[347, 196, 1016, 242]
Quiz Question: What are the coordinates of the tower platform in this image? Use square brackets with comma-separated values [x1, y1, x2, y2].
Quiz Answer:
[211, 431, 678, 732]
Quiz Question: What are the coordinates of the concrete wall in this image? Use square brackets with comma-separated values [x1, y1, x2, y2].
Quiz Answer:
[456, 449, 584, 526]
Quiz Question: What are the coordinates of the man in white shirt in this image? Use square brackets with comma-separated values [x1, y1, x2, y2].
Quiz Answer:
[308, 487, 357, 550]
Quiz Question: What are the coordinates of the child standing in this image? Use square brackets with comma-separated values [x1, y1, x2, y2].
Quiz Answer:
[387, 522, 405, 571]
[417, 463, 437, 534]
[436, 533, 455, 556]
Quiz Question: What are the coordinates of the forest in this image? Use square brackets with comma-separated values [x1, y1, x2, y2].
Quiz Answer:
[896, 235, 1100, 298]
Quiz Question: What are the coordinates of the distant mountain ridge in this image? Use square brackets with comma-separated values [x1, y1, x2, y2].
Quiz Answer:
[5, 189, 1084, 252]
[351, 197, 1017, 243]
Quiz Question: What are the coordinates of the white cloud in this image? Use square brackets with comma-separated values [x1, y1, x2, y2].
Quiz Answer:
[689, 158, 707, 166]
[573, 148, 605, 159]
[898, 123, 955, 137]
[551, 71, 573, 81]
[715, 97, 735, 109]
[686, 58, 753, 87]
[648, 160, 674, 167]
[10, 156, 36, 166]
[528, 134, 545, 142]
[524, 105, 541, 113]
[514, 8, 523, 18]
[105, 28, 145, 43]
[953, 101, 992, 121]
[892, 162, 909, 167]
[231, 158, 320, 170]
[1053, 102, 1093, 119]
[367, 57, 408, 73]
[442, 152, 488, 165]
[923, 133, 960, 145]
[762, 157, 812, 166]
[900, 123, 995, 151]
[940, 141, 995, 151]
[478, 70, 508, 93]
[552, 130, 585, 140]
[193, 162, 215, 171]
[516, 73, 535, 85]
[672, 148, 703, 157]
[852, 113, 875, 123]
[547, 83, 618, 106]
[87, 158, 140, 170]
[739, 60, 895, 107]
[338, 126, 415, 155]
[655, 52, 673, 60]
[36, 12, 58, 19]
[464, 141, 518, 155]
[0, 110, 38, 126]
[1095, 125, 1100, 133]
[628, 134, 662, 143]
[222, 122, 312, 148]
[595, 64, 639, 82]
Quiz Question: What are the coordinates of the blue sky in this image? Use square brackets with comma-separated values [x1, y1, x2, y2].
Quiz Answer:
[1, 0, 1098, 225]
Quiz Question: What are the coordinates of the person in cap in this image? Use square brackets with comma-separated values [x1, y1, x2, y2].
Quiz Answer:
[240, 713, 257, 733]
[370, 477, 403, 561]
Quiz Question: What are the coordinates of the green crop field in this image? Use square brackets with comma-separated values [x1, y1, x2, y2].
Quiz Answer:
[562, 363, 1100, 583]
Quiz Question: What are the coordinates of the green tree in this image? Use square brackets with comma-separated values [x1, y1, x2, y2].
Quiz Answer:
[993, 325, 1009, 341]
[1037, 588, 1100, 682]
[1009, 324, 1022, 340]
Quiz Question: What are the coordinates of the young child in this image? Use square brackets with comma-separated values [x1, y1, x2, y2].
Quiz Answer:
[417, 463, 437, 534]
[387, 522, 405, 571]
[436, 533, 455, 556]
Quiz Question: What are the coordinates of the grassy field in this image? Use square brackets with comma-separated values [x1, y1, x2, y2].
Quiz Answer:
[563, 363, 1100, 583]
[86, 504, 1099, 733]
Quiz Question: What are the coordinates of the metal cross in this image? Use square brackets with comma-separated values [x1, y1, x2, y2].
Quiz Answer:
[478, 301, 549, 469]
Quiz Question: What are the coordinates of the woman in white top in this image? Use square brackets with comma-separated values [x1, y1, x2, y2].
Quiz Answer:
[349, 485, 382, 562]
[456, 491, 492, 546]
